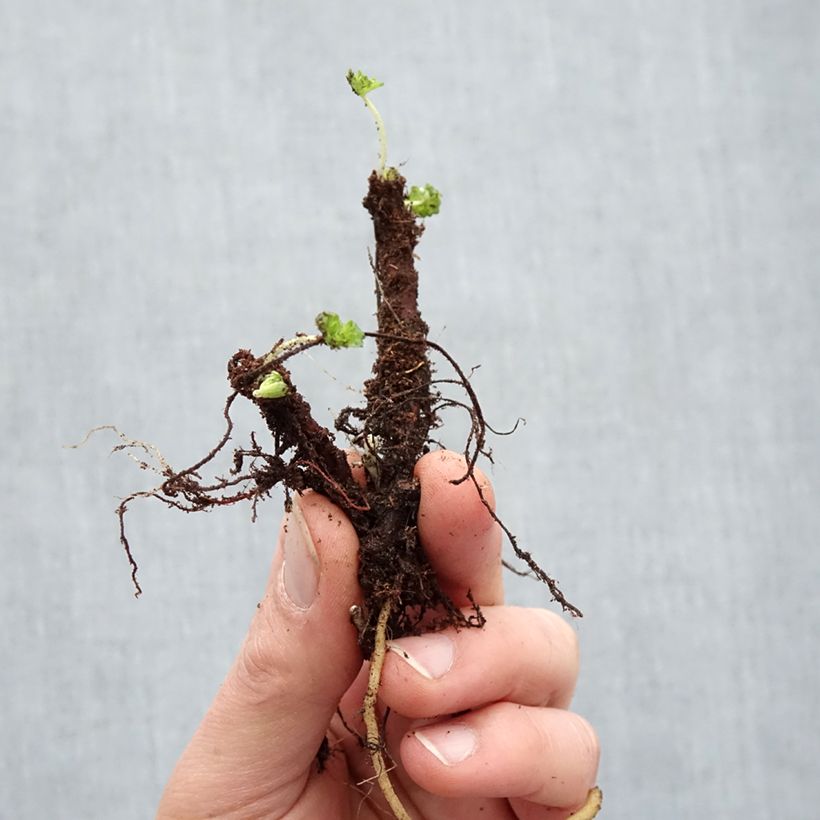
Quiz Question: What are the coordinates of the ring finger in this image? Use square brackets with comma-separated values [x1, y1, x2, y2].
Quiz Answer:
[400, 701, 600, 811]
[379, 605, 580, 718]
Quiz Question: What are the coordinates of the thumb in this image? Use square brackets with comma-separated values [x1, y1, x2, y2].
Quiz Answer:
[158, 492, 363, 817]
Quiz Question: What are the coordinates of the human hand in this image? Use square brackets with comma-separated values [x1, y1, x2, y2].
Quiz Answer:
[157, 450, 600, 819]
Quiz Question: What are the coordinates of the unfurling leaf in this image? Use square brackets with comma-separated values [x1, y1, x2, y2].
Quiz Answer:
[405, 184, 442, 217]
[316, 312, 365, 349]
[346, 69, 384, 98]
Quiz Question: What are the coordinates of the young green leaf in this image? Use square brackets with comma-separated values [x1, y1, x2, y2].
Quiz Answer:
[315, 312, 365, 349]
[405, 184, 442, 217]
[253, 371, 289, 399]
[346, 70, 384, 98]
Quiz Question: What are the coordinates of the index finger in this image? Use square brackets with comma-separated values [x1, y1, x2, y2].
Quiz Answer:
[415, 450, 504, 607]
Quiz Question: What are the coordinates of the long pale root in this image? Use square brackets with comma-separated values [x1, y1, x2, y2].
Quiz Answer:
[362, 601, 411, 820]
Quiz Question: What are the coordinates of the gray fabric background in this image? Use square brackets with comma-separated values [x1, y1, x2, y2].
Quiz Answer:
[2, 2, 818, 818]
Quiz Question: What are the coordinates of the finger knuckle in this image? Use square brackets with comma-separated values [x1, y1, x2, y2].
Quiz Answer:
[568, 713, 601, 766]
[230, 629, 292, 706]
[531, 609, 580, 663]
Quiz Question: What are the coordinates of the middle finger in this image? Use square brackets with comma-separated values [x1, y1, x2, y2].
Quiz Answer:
[379, 605, 580, 717]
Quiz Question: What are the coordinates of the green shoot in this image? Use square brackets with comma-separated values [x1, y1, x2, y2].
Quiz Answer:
[255, 313, 364, 388]
[315, 311, 365, 349]
[405, 184, 442, 217]
[347, 69, 388, 176]
[253, 371, 289, 399]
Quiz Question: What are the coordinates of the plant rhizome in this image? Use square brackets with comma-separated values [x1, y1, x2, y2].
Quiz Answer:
[100, 72, 600, 820]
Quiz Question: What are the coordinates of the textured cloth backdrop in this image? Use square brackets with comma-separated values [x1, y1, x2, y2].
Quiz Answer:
[1, 2, 818, 818]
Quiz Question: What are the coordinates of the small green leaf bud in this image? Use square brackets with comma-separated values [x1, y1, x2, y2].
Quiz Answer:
[405, 184, 442, 217]
[253, 371, 289, 399]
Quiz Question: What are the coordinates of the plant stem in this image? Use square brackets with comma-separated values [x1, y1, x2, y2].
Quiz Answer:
[363, 600, 411, 820]
[363, 95, 388, 176]
[260, 334, 322, 368]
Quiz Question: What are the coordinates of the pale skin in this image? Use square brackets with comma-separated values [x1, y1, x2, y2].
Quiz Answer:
[158, 450, 600, 819]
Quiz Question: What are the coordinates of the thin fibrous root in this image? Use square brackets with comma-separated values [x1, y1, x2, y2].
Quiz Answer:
[567, 786, 603, 819]
[362, 600, 411, 820]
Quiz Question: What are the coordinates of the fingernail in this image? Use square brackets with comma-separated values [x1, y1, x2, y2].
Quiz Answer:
[387, 634, 455, 679]
[281, 498, 319, 609]
[413, 723, 477, 766]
